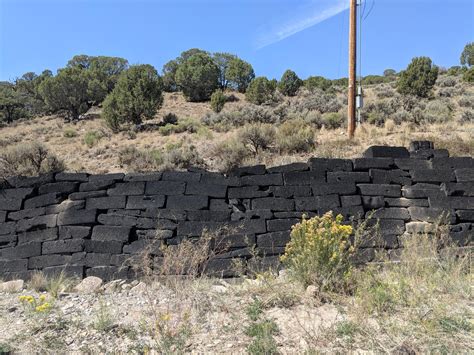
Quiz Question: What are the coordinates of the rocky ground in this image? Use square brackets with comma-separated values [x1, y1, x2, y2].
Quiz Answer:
[0, 275, 344, 354]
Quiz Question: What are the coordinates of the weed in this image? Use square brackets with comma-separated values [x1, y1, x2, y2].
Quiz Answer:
[63, 128, 78, 138]
[245, 299, 279, 355]
[93, 298, 115, 332]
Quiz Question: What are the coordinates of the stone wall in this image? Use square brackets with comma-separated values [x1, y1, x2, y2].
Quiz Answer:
[1, 141, 473, 280]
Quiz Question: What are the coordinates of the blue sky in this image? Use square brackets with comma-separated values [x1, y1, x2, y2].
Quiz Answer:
[0, 0, 473, 81]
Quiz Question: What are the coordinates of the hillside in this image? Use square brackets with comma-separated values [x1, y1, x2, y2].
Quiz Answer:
[0, 74, 473, 175]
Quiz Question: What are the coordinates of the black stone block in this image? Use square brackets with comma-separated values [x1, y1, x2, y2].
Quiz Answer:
[123, 172, 162, 182]
[24, 193, 61, 209]
[0, 222, 16, 235]
[269, 186, 311, 198]
[1, 188, 34, 200]
[409, 141, 434, 151]
[384, 198, 429, 207]
[145, 181, 186, 195]
[217, 234, 255, 249]
[241, 173, 283, 186]
[69, 190, 107, 200]
[448, 223, 473, 246]
[252, 198, 294, 211]
[167, 195, 208, 210]
[456, 210, 474, 222]
[143, 209, 186, 221]
[353, 158, 394, 170]
[266, 219, 299, 232]
[455, 168, 474, 182]
[431, 157, 474, 170]
[177, 219, 266, 237]
[367, 208, 410, 221]
[126, 195, 165, 209]
[107, 182, 145, 196]
[361, 196, 384, 209]
[370, 169, 412, 185]
[85, 253, 112, 267]
[59, 226, 91, 239]
[205, 258, 238, 277]
[28, 254, 72, 269]
[91, 225, 131, 242]
[123, 239, 161, 254]
[7, 207, 45, 221]
[85, 240, 123, 254]
[408, 207, 455, 223]
[79, 180, 115, 192]
[257, 231, 290, 247]
[200, 173, 241, 186]
[209, 199, 231, 211]
[88, 173, 125, 182]
[312, 183, 356, 196]
[86, 196, 126, 209]
[411, 169, 456, 183]
[394, 158, 431, 171]
[187, 210, 230, 222]
[267, 162, 308, 173]
[185, 182, 227, 197]
[366, 219, 405, 235]
[38, 182, 78, 195]
[0, 259, 28, 272]
[7, 174, 54, 188]
[327, 172, 370, 183]
[402, 183, 442, 199]
[341, 195, 361, 207]
[363, 146, 409, 158]
[0, 198, 23, 211]
[295, 195, 340, 211]
[57, 209, 97, 225]
[283, 170, 326, 186]
[0, 211, 5, 222]
[45, 200, 85, 214]
[230, 164, 266, 177]
[16, 214, 57, 232]
[162, 171, 201, 182]
[428, 196, 474, 210]
[441, 182, 474, 197]
[0, 242, 42, 259]
[357, 184, 401, 197]
[228, 186, 269, 199]
[42, 239, 84, 254]
[231, 210, 273, 221]
[308, 158, 352, 172]
[330, 206, 364, 220]
[18, 228, 58, 244]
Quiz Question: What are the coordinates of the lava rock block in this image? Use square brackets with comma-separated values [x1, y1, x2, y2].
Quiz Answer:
[341, 195, 362, 207]
[85, 240, 123, 254]
[16, 214, 57, 232]
[24, 193, 61, 209]
[353, 158, 394, 171]
[17, 228, 58, 244]
[230, 165, 266, 177]
[123, 172, 162, 182]
[145, 181, 186, 195]
[267, 162, 308, 173]
[269, 186, 311, 198]
[252, 198, 294, 211]
[408, 207, 455, 223]
[358, 184, 401, 197]
[79, 180, 115, 192]
[363, 146, 409, 158]
[283, 171, 326, 185]
[185, 182, 227, 197]
[55, 172, 89, 182]
[167, 195, 208, 210]
[295, 195, 340, 211]
[57, 209, 97, 226]
[308, 158, 353, 172]
[126, 195, 165, 209]
[228, 186, 269, 199]
[367, 208, 410, 221]
[266, 219, 299, 232]
[42, 239, 84, 254]
[0, 242, 42, 259]
[88, 173, 125, 182]
[312, 183, 356, 196]
[327, 172, 370, 183]
[455, 168, 474, 182]
[257, 231, 290, 247]
[411, 169, 456, 183]
[38, 182, 78, 195]
[59, 226, 91, 239]
[86, 196, 126, 210]
[107, 182, 145, 196]
[91, 226, 131, 242]
[240, 173, 283, 186]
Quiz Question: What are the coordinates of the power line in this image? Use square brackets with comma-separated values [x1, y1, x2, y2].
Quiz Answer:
[363, 0, 375, 21]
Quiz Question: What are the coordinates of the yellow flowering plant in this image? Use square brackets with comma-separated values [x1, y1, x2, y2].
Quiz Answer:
[280, 211, 355, 292]
[19, 294, 52, 313]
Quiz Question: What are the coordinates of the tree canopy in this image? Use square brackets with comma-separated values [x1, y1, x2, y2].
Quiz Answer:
[102, 64, 163, 131]
[397, 57, 438, 98]
[460, 43, 474, 67]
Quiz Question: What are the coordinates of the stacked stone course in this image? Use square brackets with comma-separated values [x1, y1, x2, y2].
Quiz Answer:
[0, 142, 472, 280]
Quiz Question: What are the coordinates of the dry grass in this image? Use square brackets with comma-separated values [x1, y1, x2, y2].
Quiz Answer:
[0, 81, 472, 174]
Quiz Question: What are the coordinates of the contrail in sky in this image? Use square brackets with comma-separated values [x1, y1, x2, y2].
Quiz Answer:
[255, 0, 349, 49]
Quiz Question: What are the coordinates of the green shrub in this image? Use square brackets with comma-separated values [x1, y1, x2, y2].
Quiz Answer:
[210, 89, 226, 113]
[459, 110, 473, 124]
[293, 91, 342, 114]
[437, 76, 457, 87]
[213, 138, 249, 172]
[460, 42, 473, 67]
[175, 52, 220, 102]
[162, 112, 178, 125]
[304, 76, 332, 92]
[226, 58, 255, 93]
[102, 64, 163, 131]
[462, 67, 474, 83]
[322, 112, 344, 129]
[276, 119, 314, 153]
[278, 69, 302, 96]
[83, 131, 103, 147]
[202, 105, 278, 130]
[63, 128, 78, 138]
[246, 77, 276, 105]
[397, 57, 439, 98]
[280, 212, 354, 292]
[238, 123, 276, 154]
[0, 143, 65, 178]
[423, 100, 453, 123]
[158, 117, 202, 136]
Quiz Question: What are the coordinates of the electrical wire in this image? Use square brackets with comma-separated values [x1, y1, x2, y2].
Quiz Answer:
[363, 0, 375, 21]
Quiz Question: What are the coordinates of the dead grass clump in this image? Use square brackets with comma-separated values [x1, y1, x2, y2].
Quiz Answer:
[213, 138, 250, 172]
[0, 143, 65, 179]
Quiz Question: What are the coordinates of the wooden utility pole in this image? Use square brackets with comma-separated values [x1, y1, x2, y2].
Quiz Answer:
[347, 0, 357, 138]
